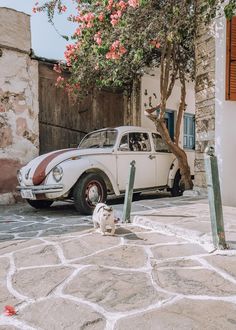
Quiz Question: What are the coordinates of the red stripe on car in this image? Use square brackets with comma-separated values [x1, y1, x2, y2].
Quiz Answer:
[33, 149, 76, 185]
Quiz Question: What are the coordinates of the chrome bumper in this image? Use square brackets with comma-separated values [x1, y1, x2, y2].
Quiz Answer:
[17, 184, 64, 194]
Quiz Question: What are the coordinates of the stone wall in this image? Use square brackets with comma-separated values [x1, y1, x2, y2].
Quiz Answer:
[195, 20, 216, 195]
[0, 8, 39, 204]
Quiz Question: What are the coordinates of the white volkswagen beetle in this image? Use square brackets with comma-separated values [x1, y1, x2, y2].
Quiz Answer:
[17, 126, 184, 214]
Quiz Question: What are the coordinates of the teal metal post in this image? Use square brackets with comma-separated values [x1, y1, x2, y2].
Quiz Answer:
[204, 146, 227, 249]
[123, 160, 136, 223]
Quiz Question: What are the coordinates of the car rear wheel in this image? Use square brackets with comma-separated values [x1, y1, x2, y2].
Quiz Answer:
[73, 173, 107, 215]
[26, 199, 54, 209]
[170, 170, 183, 197]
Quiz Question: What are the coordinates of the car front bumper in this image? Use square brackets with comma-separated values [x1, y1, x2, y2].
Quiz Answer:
[17, 184, 64, 199]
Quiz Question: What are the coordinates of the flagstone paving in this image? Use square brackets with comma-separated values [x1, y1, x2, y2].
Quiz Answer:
[0, 196, 236, 329]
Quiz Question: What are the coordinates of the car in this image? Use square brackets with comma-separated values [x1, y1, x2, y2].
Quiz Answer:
[17, 126, 187, 214]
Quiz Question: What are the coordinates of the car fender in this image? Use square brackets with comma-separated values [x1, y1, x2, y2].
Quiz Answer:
[45, 157, 120, 198]
[167, 158, 179, 188]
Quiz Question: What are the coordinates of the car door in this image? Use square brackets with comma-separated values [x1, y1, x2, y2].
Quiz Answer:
[116, 132, 156, 191]
[151, 133, 174, 186]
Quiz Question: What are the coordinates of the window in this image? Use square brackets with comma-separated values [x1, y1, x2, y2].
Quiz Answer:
[152, 133, 170, 153]
[119, 132, 151, 152]
[164, 110, 174, 140]
[184, 114, 195, 149]
[226, 16, 236, 101]
[147, 108, 175, 139]
[79, 129, 117, 149]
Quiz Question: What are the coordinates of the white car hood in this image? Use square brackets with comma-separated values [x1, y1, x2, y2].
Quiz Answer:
[21, 147, 113, 185]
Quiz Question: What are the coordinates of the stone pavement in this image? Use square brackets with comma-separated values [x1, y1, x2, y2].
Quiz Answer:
[0, 195, 236, 329]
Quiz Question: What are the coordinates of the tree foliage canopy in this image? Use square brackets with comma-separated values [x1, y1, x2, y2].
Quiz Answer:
[35, 0, 236, 95]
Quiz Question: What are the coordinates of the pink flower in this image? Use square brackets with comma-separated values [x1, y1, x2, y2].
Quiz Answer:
[95, 37, 102, 45]
[111, 18, 118, 26]
[111, 53, 120, 59]
[117, 1, 127, 10]
[107, 0, 114, 10]
[128, 0, 139, 8]
[59, 5, 67, 13]
[110, 11, 122, 26]
[105, 40, 127, 60]
[117, 10, 122, 17]
[75, 28, 82, 36]
[119, 45, 127, 54]
[53, 64, 62, 74]
[4, 305, 17, 316]
[84, 12, 95, 22]
[56, 76, 64, 83]
[106, 52, 112, 59]
[98, 13, 104, 21]
[86, 22, 94, 28]
[150, 40, 161, 48]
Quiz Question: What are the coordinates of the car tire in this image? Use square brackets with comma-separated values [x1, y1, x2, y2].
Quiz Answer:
[170, 170, 183, 197]
[73, 173, 107, 215]
[133, 192, 141, 200]
[26, 199, 54, 209]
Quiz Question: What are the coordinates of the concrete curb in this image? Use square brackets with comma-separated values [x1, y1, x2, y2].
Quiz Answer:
[132, 215, 215, 252]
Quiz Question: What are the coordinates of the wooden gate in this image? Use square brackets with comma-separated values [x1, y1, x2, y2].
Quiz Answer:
[38, 60, 127, 154]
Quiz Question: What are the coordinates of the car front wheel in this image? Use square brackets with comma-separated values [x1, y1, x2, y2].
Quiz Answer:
[26, 199, 54, 209]
[73, 173, 107, 215]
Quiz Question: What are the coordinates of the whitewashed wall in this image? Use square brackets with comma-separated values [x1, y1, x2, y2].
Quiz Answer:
[0, 8, 39, 204]
[140, 68, 195, 174]
[215, 14, 236, 206]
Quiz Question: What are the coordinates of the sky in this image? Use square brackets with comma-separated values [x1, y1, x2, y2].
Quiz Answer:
[0, 0, 75, 60]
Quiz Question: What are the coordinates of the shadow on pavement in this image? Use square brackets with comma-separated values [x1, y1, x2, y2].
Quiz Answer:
[0, 192, 169, 242]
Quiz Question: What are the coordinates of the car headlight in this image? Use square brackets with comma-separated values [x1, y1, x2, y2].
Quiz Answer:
[17, 170, 22, 183]
[52, 166, 63, 182]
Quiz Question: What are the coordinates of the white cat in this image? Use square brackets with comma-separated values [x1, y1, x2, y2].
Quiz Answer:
[92, 203, 115, 236]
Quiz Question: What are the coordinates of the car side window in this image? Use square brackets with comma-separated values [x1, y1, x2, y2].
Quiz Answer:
[119, 134, 130, 151]
[119, 133, 151, 152]
[152, 133, 170, 153]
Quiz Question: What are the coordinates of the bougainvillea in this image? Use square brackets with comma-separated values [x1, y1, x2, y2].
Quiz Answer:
[33, 0, 192, 94]
[33, 0, 235, 95]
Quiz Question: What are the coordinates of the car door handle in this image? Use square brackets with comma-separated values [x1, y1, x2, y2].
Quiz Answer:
[148, 154, 156, 160]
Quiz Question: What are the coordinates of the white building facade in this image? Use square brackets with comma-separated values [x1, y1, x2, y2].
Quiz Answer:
[215, 12, 236, 206]
[195, 7, 236, 206]
[140, 68, 196, 175]
[0, 8, 39, 204]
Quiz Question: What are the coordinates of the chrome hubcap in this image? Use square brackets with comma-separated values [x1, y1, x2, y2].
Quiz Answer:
[86, 181, 103, 206]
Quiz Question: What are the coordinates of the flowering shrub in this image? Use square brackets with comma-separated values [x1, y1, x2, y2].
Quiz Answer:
[34, 0, 235, 96]
[33, 0, 165, 94]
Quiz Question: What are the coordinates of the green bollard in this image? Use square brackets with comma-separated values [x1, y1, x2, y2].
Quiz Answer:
[204, 146, 227, 249]
[123, 160, 136, 223]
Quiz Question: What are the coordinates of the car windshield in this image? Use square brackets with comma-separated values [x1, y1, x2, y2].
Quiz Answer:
[79, 129, 118, 149]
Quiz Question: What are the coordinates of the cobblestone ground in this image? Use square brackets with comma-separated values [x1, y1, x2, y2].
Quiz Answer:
[0, 197, 236, 329]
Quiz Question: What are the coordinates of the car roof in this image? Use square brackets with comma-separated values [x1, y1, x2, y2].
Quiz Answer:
[90, 126, 158, 135]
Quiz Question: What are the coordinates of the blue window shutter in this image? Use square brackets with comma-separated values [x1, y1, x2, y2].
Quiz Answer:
[184, 114, 195, 149]
[164, 110, 174, 140]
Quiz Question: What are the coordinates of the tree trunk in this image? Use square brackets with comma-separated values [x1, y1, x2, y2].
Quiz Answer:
[145, 40, 193, 192]
[155, 119, 193, 191]
[145, 116, 193, 191]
